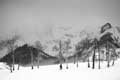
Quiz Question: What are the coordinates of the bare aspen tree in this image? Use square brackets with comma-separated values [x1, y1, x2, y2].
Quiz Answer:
[34, 41, 44, 69]
[98, 42, 101, 69]
[92, 39, 97, 69]
[106, 41, 110, 67]
[87, 39, 90, 68]
[30, 47, 34, 70]
[7, 35, 20, 72]
[59, 40, 63, 70]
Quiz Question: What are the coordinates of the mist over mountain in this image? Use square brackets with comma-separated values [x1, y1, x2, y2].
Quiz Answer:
[0, 0, 120, 62]
[1, 0, 120, 45]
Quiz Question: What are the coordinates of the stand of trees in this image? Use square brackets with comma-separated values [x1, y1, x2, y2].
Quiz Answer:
[0, 43, 57, 72]
[0, 23, 120, 72]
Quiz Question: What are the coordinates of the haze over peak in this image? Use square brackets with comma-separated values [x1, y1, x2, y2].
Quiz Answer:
[0, 0, 120, 45]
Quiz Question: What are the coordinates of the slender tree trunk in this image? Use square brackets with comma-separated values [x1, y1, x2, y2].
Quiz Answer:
[76, 56, 78, 68]
[87, 39, 90, 68]
[107, 53, 110, 67]
[112, 58, 115, 66]
[66, 63, 68, 69]
[37, 59, 39, 69]
[17, 58, 21, 70]
[92, 41, 96, 69]
[98, 52, 101, 69]
[59, 40, 63, 70]
[88, 57, 90, 68]
[60, 63, 62, 70]
[106, 42, 110, 68]
[76, 62, 78, 67]
[18, 63, 20, 70]
[92, 48, 96, 69]
[30, 48, 34, 70]
[66, 61, 68, 69]
[112, 49, 116, 66]
[12, 51, 15, 71]
[74, 55, 76, 64]
[107, 43, 110, 67]
[37, 54, 40, 69]
[10, 65, 12, 73]
[98, 45, 100, 69]
[66, 59, 68, 69]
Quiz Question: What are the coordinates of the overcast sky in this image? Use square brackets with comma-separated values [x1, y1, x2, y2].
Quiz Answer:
[0, 0, 120, 43]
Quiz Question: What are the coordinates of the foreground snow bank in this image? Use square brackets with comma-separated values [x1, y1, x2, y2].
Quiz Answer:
[1, 59, 120, 80]
[0, 63, 10, 80]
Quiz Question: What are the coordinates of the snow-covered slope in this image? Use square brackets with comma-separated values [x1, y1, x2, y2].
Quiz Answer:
[1, 59, 120, 80]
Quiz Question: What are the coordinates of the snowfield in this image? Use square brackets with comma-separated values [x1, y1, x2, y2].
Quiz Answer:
[1, 59, 120, 80]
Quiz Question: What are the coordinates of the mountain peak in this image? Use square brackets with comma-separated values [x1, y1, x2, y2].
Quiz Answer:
[100, 23, 112, 33]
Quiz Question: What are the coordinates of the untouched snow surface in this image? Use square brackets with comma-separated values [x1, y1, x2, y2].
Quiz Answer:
[1, 59, 120, 80]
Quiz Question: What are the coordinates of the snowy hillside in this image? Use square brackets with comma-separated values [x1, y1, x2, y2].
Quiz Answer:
[0, 59, 120, 80]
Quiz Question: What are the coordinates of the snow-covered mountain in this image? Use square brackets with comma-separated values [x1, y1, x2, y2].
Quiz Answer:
[44, 23, 120, 58]
[0, 23, 120, 62]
